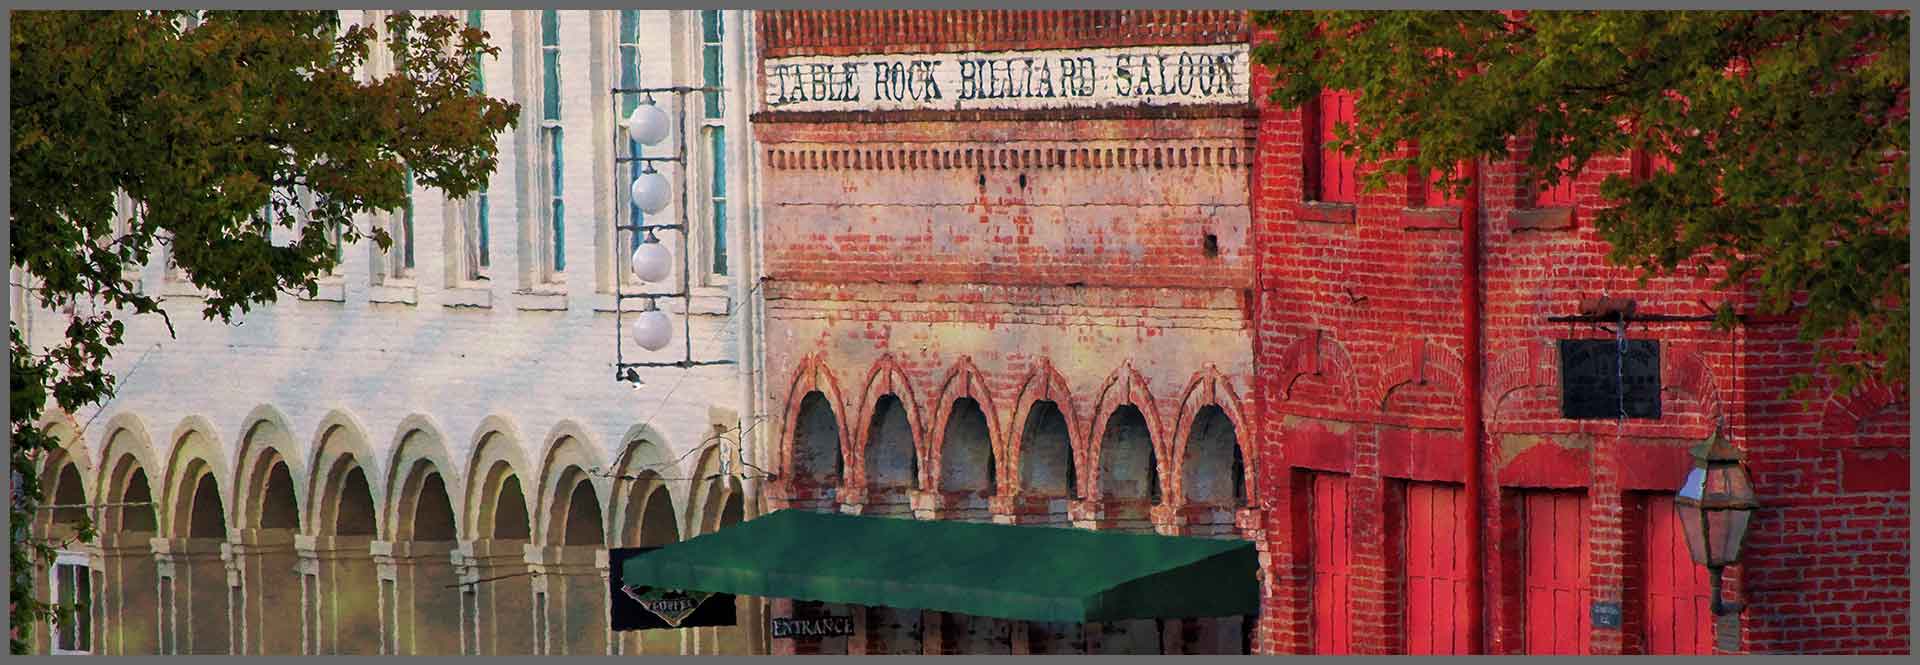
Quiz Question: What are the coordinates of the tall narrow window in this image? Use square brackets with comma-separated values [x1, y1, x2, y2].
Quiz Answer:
[401, 168, 416, 274]
[1312, 90, 1359, 204]
[466, 9, 490, 278]
[541, 10, 565, 275]
[618, 10, 645, 266]
[50, 553, 92, 654]
[700, 10, 728, 277]
[1533, 156, 1578, 208]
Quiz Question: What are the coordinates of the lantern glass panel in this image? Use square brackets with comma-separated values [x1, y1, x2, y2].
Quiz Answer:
[1718, 508, 1751, 564]
[1674, 473, 1709, 566]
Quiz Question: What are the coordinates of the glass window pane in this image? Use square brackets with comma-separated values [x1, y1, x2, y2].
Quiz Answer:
[702, 10, 722, 42]
[703, 45, 723, 118]
[709, 128, 727, 198]
[543, 49, 560, 121]
[620, 10, 638, 44]
[541, 10, 558, 46]
[403, 170, 415, 270]
[711, 204, 728, 276]
[553, 199, 565, 271]
[75, 568, 90, 652]
[477, 189, 490, 269]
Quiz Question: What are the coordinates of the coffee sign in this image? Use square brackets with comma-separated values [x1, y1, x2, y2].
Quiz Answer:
[762, 43, 1249, 113]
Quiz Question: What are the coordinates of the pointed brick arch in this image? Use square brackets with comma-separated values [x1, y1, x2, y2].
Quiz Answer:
[1273, 330, 1360, 409]
[1008, 358, 1084, 497]
[778, 353, 852, 499]
[1376, 338, 1468, 417]
[853, 354, 926, 493]
[927, 356, 1004, 493]
[1169, 365, 1254, 507]
[1087, 362, 1167, 501]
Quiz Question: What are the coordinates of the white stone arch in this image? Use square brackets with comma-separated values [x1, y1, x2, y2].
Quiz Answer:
[690, 446, 746, 536]
[34, 418, 96, 535]
[533, 420, 610, 547]
[94, 413, 160, 534]
[461, 417, 535, 542]
[305, 409, 384, 538]
[383, 414, 464, 541]
[608, 424, 683, 547]
[230, 405, 307, 532]
[160, 415, 231, 539]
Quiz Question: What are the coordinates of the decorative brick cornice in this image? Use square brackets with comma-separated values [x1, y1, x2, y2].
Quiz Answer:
[759, 10, 1249, 58]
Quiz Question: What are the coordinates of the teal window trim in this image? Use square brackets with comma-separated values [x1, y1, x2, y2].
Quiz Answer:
[402, 168, 415, 271]
[619, 10, 644, 254]
[548, 126, 565, 272]
[707, 126, 727, 276]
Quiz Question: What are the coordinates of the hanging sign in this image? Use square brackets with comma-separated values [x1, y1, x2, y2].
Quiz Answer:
[762, 43, 1250, 113]
[1558, 339, 1662, 420]
[609, 547, 737, 631]
[770, 616, 855, 639]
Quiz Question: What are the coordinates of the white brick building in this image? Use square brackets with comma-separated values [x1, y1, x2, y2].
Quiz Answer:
[18, 10, 772, 655]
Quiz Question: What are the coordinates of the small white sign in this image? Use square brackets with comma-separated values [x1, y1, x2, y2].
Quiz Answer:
[763, 43, 1250, 113]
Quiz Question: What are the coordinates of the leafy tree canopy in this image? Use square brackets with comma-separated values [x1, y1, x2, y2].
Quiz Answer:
[9, 10, 518, 652]
[1252, 10, 1908, 394]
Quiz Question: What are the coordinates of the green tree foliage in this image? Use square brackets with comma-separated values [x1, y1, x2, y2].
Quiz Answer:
[1252, 10, 1908, 394]
[9, 11, 518, 652]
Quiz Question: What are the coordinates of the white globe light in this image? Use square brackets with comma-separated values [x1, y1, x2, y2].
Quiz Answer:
[630, 171, 670, 214]
[629, 240, 673, 283]
[624, 104, 671, 146]
[629, 310, 673, 352]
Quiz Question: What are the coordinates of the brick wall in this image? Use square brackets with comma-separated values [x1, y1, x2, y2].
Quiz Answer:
[755, 9, 1259, 655]
[1249, 51, 1910, 656]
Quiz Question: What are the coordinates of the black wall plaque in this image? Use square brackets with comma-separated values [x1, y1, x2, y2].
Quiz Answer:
[1559, 339, 1661, 419]
[1590, 600, 1622, 629]
[609, 547, 737, 631]
[770, 616, 855, 639]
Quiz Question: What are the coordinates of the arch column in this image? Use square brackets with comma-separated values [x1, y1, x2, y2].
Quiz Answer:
[523, 545, 609, 655]
[151, 537, 231, 654]
[370, 540, 461, 654]
[293, 534, 379, 654]
[92, 533, 159, 654]
[219, 528, 298, 654]
[451, 539, 534, 654]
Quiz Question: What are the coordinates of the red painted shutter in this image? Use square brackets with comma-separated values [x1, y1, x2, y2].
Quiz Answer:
[1643, 495, 1713, 655]
[1317, 91, 1358, 203]
[1422, 168, 1462, 209]
[1522, 491, 1590, 655]
[1311, 473, 1352, 654]
[1403, 482, 1469, 655]
[1534, 157, 1577, 208]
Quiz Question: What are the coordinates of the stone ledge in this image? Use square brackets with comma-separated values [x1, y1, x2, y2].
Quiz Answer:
[512, 290, 569, 311]
[369, 282, 417, 305]
[442, 286, 493, 309]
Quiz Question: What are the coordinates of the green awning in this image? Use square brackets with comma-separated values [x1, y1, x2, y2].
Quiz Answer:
[619, 509, 1258, 624]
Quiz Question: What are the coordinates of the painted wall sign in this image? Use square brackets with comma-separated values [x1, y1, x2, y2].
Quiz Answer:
[770, 616, 855, 639]
[762, 43, 1249, 113]
[1559, 339, 1662, 420]
[608, 547, 737, 631]
[1590, 600, 1623, 629]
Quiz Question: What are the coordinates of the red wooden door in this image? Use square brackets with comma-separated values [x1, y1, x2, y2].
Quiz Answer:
[1403, 482, 1469, 655]
[1311, 473, 1352, 654]
[1642, 494, 1713, 654]
[1316, 90, 1359, 203]
[1521, 491, 1590, 655]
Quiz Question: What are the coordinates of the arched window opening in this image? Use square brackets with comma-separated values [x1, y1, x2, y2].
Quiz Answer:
[334, 465, 377, 536]
[940, 398, 994, 493]
[414, 472, 458, 541]
[562, 479, 605, 546]
[493, 475, 531, 540]
[1183, 405, 1242, 506]
[260, 461, 301, 530]
[793, 392, 843, 486]
[1100, 405, 1159, 505]
[1019, 400, 1076, 500]
[865, 395, 916, 494]
[187, 473, 227, 538]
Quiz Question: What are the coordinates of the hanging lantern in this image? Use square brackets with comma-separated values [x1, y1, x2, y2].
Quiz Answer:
[629, 308, 673, 352]
[624, 103, 671, 146]
[630, 170, 670, 214]
[1674, 428, 1760, 570]
[629, 237, 673, 283]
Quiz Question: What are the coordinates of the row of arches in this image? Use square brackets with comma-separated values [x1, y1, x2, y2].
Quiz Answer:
[28, 408, 750, 655]
[780, 355, 1253, 526]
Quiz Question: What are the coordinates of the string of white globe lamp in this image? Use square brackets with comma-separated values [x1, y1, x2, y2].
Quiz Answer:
[624, 100, 678, 353]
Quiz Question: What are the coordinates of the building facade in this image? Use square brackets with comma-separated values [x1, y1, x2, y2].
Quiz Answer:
[1246, 38, 1912, 656]
[753, 10, 1260, 655]
[20, 9, 770, 656]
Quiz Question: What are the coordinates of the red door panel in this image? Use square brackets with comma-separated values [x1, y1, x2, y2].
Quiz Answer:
[1522, 491, 1590, 655]
[1403, 482, 1469, 654]
[1643, 494, 1713, 654]
[1311, 473, 1352, 655]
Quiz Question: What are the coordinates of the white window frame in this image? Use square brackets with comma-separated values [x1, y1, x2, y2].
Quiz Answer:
[682, 9, 733, 289]
[448, 9, 493, 288]
[518, 9, 566, 291]
[48, 551, 93, 655]
[368, 9, 416, 288]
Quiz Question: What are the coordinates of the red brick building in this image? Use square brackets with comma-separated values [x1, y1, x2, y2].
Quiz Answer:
[1247, 37, 1911, 657]
[755, 10, 1261, 655]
